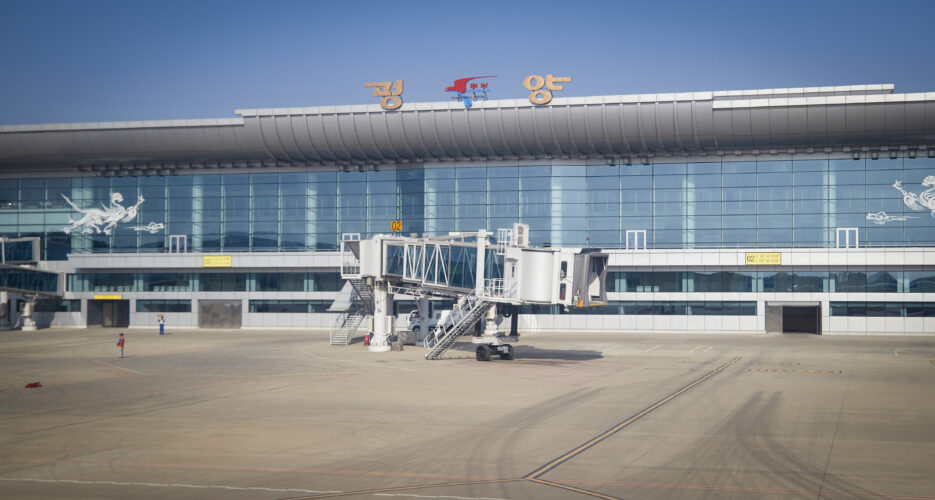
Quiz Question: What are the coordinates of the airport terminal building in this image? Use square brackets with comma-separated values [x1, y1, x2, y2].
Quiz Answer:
[1, 82, 934, 335]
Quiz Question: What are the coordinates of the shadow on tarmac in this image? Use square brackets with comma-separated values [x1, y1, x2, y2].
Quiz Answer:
[447, 343, 604, 363]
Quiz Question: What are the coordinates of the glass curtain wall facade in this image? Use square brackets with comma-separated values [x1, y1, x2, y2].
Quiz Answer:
[1, 156, 934, 260]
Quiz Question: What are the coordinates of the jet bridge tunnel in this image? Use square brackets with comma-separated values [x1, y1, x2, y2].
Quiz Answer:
[337, 225, 608, 358]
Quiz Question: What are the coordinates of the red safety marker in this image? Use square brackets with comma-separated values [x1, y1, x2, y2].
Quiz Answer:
[24, 382, 42, 388]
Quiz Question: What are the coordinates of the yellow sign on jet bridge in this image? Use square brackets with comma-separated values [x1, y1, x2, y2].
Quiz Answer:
[745, 252, 781, 265]
[202, 255, 232, 268]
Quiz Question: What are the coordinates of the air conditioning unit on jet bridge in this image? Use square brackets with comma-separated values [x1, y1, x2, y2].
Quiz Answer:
[512, 223, 529, 247]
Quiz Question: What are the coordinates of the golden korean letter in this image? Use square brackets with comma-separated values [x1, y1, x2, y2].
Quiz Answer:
[364, 80, 404, 110]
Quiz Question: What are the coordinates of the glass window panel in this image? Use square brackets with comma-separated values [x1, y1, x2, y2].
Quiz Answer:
[690, 215, 721, 229]
[339, 182, 367, 195]
[794, 160, 827, 172]
[722, 162, 756, 174]
[653, 175, 684, 189]
[722, 215, 756, 227]
[552, 190, 587, 204]
[586, 230, 619, 245]
[488, 177, 519, 191]
[587, 176, 619, 191]
[423, 178, 455, 194]
[907, 271, 935, 293]
[485, 166, 517, 178]
[553, 177, 587, 190]
[456, 167, 486, 179]
[831, 271, 866, 293]
[457, 178, 486, 191]
[757, 161, 793, 173]
[687, 174, 721, 189]
[488, 191, 518, 205]
[587, 164, 619, 177]
[653, 230, 683, 248]
[760, 271, 794, 292]
[793, 271, 827, 292]
[621, 189, 652, 204]
[621, 176, 652, 190]
[687, 162, 720, 175]
[488, 204, 519, 217]
[521, 177, 551, 191]
[723, 173, 757, 187]
[723, 229, 756, 246]
[424, 168, 455, 180]
[552, 165, 586, 177]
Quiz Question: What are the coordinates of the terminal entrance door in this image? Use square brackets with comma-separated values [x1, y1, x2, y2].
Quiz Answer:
[198, 300, 242, 329]
[87, 300, 130, 328]
[766, 301, 821, 334]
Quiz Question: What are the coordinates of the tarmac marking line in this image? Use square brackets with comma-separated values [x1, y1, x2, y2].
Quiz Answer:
[0, 477, 340, 494]
[88, 359, 146, 376]
[281, 478, 523, 499]
[557, 478, 935, 499]
[528, 478, 620, 500]
[525, 356, 742, 479]
[374, 493, 507, 499]
[0, 457, 500, 481]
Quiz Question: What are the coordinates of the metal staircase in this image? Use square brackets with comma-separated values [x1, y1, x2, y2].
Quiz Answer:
[424, 293, 491, 360]
[348, 278, 375, 315]
[329, 278, 376, 345]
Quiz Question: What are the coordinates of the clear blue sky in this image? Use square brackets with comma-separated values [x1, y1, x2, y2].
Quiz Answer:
[1, 0, 933, 125]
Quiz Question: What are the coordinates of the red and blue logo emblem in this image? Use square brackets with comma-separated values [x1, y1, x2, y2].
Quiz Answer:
[446, 75, 496, 108]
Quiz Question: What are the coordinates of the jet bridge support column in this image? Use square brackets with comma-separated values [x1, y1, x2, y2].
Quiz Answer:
[369, 281, 392, 352]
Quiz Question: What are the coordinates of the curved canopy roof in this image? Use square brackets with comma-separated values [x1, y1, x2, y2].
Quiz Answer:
[1, 84, 933, 173]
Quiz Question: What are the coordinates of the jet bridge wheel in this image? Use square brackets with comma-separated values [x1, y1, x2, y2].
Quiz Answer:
[499, 344, 514, 360]
[475, 344, 492, 362]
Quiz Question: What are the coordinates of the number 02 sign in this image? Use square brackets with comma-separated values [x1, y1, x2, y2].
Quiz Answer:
[390, 220, 402, 232]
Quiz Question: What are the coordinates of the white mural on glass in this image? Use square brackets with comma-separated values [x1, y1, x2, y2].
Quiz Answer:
[128, 222, 166, 234]
[61, 192, 163, 235]
[866, 176, 935, 224]
[866, 212, 912, 225]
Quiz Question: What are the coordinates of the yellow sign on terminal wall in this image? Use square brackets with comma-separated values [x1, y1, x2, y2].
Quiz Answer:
[745, 252, 781, 265]
[390, 220, 402, 232]
[203, 255, 232, 268]
[93, 295, 123, 300]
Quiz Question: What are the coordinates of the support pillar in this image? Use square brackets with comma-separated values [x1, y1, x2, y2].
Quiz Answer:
[0, 292, 10, 331]
[21, 294, 37, 331]
[416, 296, 430, 343]
[482, 304, 500, 336]
[369, 281, 391, 352]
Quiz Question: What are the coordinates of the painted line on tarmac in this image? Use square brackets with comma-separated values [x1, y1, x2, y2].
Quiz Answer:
[88, 359, 146, 376]
[374, 493, 508, 499]
[0, 457, 501, 481]
[528, 478, 619, 500]
[0, 477, 340, 494]
[525, 356, 743, 479]
[282, 478, 523, 499]
[556, 478, 935, 499]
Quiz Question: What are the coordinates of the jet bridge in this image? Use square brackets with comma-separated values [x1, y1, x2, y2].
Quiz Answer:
[337, 224, 607, 361]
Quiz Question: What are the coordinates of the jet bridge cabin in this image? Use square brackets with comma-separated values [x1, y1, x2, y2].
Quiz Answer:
[335, 225, 608, 360]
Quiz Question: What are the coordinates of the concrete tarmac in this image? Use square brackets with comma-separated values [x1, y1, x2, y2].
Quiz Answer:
[0, 327, 933, 499]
